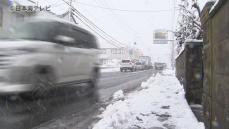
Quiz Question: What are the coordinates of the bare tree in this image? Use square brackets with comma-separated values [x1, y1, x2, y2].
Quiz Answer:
[175, 0, 202, 48]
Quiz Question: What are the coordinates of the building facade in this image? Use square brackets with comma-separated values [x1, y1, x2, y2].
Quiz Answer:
[99, 47, 143, 67]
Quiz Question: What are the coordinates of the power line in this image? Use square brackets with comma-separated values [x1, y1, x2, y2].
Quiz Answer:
[71, 13, 121, 48]
[74, 11, 126, 47]
[61, 0, 127, 48]
[63, 1, 124, 47]
[53, 1, 135, 46]
[51, 2, 65, 8]
[81, 0, 138, 44]
[77, 2, 176, 13]
[98, 0, 139, 38]
[74, 10, 126, 47]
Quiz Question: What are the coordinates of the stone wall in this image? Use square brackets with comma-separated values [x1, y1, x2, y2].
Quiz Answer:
[201, 0, 229, 129]
[175, 41, 203, 104]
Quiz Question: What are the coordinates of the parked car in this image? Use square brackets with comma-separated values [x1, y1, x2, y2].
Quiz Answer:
[0, 19, 100, 97]
[154, 62, 166, 70]
[120, 60, 136, 72]
[135, 62, 144, 71]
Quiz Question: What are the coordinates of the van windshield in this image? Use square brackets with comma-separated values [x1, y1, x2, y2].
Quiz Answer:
[0, 22, 56, 41]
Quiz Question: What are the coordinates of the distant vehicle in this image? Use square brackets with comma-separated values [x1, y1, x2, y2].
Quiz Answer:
[135, 62, 144, 70]
[0, 19, 100, 97]
[120, 60, 136, 72]
[154, 62, 166, 70]
[139, 56, 152, 70]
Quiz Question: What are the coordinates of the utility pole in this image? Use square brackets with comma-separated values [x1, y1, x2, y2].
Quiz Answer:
[69, 0, 73, 22]
[171, 34, 175, 70]
[171, 0, 176, 70]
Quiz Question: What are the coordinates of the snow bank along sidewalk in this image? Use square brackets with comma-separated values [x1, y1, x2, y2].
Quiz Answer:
[93, 70, 205, 129]
[100, 67, 120, 73]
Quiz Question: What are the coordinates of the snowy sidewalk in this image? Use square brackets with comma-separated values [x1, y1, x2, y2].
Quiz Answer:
[93, 70, 205, 129]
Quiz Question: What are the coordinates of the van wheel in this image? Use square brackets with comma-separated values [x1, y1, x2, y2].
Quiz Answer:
[89, 68, 99, 88]
[23, 67, 56, 100]
[87, 69, 100, 99]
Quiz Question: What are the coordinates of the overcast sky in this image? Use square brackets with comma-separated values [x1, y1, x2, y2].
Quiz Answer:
[18, 0, 209, 57]
[35, 0, 174, 49]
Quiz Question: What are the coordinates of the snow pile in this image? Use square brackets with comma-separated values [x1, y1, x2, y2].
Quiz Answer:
[162, 69, 175, 76]
[141, 76, 155, 89]
[112, 90, 125, 101]
[101, 67, 120, 73]
[185, 39, 203, 43]
[93, 71, 205, 129]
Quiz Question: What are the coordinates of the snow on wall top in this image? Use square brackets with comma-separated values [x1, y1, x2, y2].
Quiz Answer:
[175, 44, 185, 60]
[185, 39, 203, 43]
[175, 39, 203, 59]
[209, 0, 220, 13]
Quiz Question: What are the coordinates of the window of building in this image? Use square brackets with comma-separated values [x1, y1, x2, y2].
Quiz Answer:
[111, 48, 121, 54]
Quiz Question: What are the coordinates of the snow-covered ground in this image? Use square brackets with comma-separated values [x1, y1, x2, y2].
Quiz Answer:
[93, 69, 205, 129]
[101, 67, 120, 73]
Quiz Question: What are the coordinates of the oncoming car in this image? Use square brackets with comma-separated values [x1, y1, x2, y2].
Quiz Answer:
[154, 62, 167, 70]
[120, 59, 136, 72]
[0, 19, 100, 98]
[135, 62, 144, 71]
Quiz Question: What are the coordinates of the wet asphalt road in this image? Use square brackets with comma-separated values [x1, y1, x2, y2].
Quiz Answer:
[0, 69, 153, 129]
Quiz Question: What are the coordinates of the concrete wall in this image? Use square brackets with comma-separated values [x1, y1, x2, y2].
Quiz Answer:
[201, 0, 229, 129]
[175, 41, 203, 104]
[175, 50, 186, 86]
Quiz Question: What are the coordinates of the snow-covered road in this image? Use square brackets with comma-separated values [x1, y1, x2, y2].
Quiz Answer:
[93, 70, 205, 129]
[0, 70, 153, 129]
[0, 69, 204, 129]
